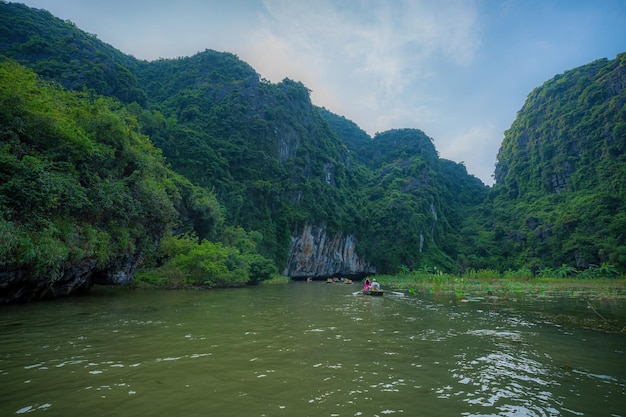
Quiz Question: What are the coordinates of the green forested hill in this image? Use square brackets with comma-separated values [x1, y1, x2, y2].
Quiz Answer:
[491, 54, 626, 271]
[3, 2, 487, 276]
[0, 2, 366, 274]
[0, 2, 144, 104]
[134, 52, 367, 263]
[351, 129, 488, 272]
[1, 2, 625, 301]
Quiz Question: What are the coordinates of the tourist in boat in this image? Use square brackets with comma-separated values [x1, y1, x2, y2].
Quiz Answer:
[363, 277, 371, 291]
[371, 278, 381, 291]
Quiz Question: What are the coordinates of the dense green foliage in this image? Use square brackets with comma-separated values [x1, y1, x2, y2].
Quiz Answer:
[1, 2, 625, 291]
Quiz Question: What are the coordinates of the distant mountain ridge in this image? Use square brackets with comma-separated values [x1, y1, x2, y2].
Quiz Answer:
[1, 2, 625, 301]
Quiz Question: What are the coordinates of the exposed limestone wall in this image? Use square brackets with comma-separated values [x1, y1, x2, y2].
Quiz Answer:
[282, 223, 375, 278]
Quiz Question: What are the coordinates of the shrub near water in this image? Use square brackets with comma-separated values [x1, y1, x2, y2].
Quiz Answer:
[169, 240, 248, 288]
[135, 231, 277, 288]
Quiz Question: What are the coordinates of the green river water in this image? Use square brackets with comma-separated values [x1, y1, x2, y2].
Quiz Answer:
[1, 282, 625, 417]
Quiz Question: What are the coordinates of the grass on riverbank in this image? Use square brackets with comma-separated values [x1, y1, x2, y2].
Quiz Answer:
[375, 270, 626, 301]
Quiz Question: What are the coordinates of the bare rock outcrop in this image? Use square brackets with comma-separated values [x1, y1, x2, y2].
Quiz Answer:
[283, 223, 375, 278]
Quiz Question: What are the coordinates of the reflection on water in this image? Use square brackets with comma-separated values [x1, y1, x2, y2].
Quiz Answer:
[1, 283, 625, 417]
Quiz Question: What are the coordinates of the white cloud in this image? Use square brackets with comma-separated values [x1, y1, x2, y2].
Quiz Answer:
[239, 22, 342, 110]
[239, 0, 484, 147]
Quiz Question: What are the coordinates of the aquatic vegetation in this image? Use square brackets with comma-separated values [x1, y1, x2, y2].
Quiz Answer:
[375, 272, 626, 333]
[376, 271, 626, 301]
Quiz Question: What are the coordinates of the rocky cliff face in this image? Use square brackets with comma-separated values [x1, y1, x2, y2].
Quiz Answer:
[282, 223, 375, 278]
[0, 253, 141, 303]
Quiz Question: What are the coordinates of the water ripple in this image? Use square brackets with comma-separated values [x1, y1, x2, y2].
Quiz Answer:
[2, 284, 624, 416]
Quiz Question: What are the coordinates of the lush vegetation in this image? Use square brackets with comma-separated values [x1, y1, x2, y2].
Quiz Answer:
[1, 3, 625, 300]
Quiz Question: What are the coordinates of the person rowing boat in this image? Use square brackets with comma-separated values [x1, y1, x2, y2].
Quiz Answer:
[362, 278, 383, 295]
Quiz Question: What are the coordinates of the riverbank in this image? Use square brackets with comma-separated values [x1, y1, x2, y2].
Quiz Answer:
[134, 271, 626, 301]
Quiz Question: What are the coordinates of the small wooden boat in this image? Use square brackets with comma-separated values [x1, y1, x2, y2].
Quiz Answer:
[363, 289, 384, 296]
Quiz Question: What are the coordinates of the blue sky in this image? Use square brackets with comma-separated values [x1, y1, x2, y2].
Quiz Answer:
[15, 0, 626, 185]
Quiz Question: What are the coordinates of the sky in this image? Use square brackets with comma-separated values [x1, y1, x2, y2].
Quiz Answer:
[14, 0, 626, 185]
